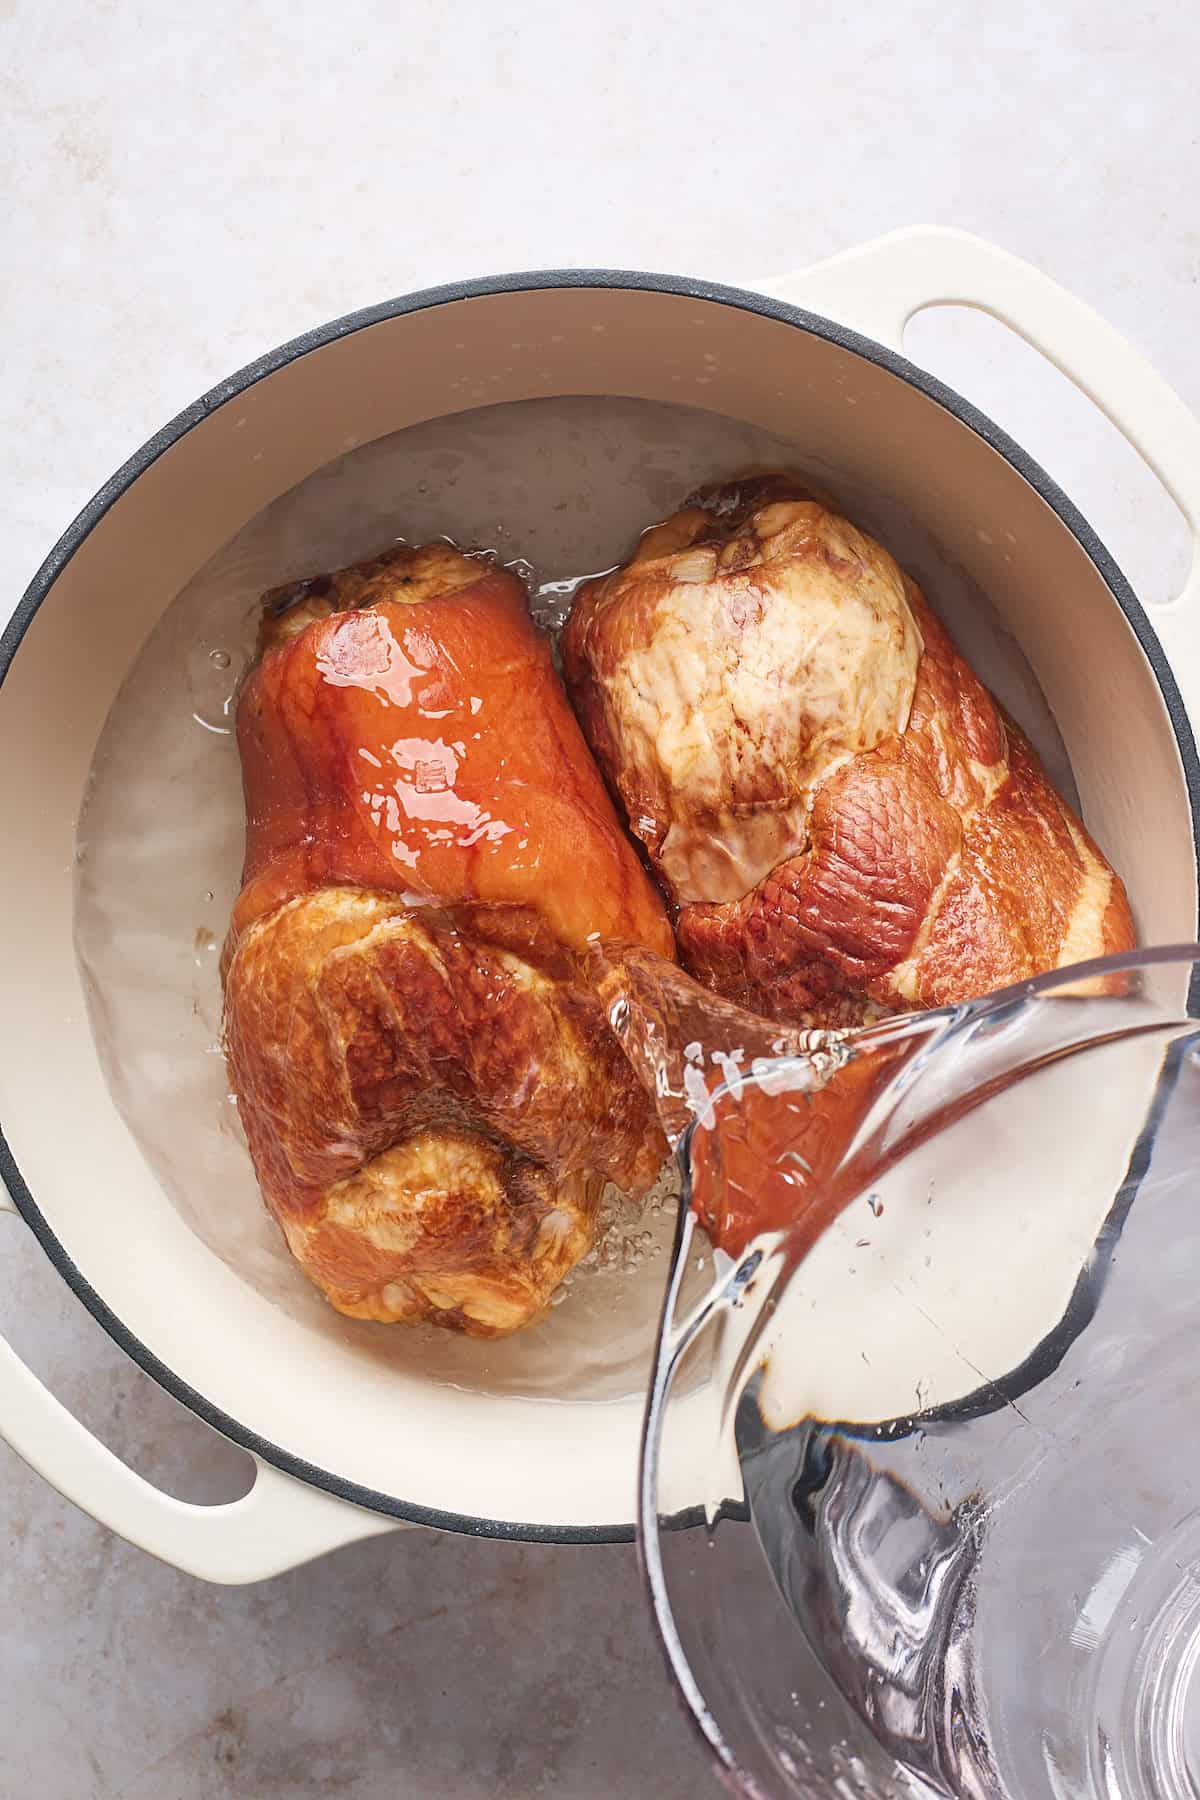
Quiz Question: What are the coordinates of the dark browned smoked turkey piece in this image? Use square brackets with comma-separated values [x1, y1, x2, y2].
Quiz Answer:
[223, 544, 673, 1337]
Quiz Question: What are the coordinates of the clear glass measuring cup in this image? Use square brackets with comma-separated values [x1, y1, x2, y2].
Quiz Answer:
[611, 946, 1200, 1799]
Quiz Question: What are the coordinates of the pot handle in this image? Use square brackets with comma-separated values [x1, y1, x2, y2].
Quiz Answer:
[0, 1203, 401, 1583]
[757, 226, 1200, 655]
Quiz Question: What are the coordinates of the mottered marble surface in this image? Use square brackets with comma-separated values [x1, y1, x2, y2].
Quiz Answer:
[4, 1, 1200, 1793]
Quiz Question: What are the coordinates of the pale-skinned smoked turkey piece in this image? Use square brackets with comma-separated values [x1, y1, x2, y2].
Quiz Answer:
[561, 475, 1135, 1027]
[223, 544, 673, 1337]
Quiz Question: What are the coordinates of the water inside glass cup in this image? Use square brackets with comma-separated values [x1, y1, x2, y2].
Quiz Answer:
[612, 947, 1200, 1800]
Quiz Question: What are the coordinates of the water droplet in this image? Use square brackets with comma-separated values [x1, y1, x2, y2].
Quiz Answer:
[204, 889, 214, 902]
[208, 648, 231, 670]
[867, 1193, 884, 1218]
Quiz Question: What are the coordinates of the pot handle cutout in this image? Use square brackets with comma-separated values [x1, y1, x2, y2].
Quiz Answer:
[757, 226, 1200, 671]
[0, 1197, 400, 1582]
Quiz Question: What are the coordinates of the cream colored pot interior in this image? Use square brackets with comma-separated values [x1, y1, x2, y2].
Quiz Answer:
[0, 283, 1192, 1536]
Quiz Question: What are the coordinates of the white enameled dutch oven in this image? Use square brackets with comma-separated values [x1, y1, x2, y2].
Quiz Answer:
[2, 227, 1199, 1584]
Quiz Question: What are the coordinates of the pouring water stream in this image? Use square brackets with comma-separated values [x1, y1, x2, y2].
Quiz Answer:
[599, 945, 1200, 1799]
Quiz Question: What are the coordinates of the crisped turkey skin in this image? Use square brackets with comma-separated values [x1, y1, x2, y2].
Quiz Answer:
[224, 544, 673, 1336]
[562, 476, 1134, 1026]
[225, 890, 663, 1333]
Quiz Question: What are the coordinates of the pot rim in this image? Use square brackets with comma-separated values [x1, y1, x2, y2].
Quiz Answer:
[2, 267, 1197, 1544]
